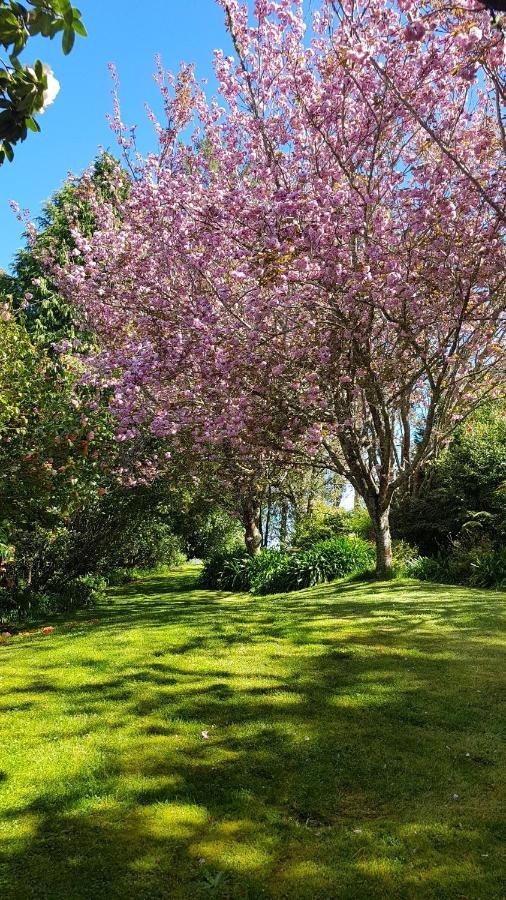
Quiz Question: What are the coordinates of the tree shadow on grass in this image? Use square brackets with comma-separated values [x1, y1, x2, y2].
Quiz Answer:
[0, 570, 504, 899]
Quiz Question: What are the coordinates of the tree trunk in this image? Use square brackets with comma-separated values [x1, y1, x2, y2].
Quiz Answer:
[370, 506, 393, 578]
[279, 499, 288, 550]
[241, 494, 263, 557]
[264, 486, 272, 548]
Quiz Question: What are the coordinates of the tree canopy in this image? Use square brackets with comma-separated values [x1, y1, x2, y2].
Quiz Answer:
[56, 0, 506, 576]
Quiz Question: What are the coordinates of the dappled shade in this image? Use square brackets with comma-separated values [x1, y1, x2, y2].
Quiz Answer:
[0, 566, 504, 899]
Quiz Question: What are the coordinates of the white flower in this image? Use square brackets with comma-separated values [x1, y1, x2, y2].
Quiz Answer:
[28, 63, 60, 113]
[39, 64, 60, 112]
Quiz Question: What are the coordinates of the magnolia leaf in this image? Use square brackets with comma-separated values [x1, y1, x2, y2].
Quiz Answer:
[25, 116, 40, 132]
[62, 26, 75, 54]
[72, 17, 86, 37]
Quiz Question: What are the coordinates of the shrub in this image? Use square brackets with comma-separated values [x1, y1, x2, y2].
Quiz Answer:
[406, 556, 449, 583]
[408, 544, 506, 590]
[201, 536, 374, 595]
[105, 568, 135, 586]
[95, 522, 185, 572]
[341, 508, 373, 541]
[174, 505, 244, 559]
[0, 583, 37, 620]
[292, 503, 346, 550]
[45, 574, 108, 612]
[467, 546, 506, 589]
[248, 549, 295, 594]
[392, 405, 506, 556]
[443, 541, 506, 588]
[0, 572, 108, 622]
[252, 536, 375, 595]
[391, 539, 422, 577]
[200, 547, 251, 591]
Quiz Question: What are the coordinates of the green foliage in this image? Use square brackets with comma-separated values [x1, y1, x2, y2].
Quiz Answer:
[292, 501, 346, 549]
[466, 546, 506, 589]
[169, 498, 243, 560]
[201, 536, 374, 595]
[105, 567, 136, 587]
[45, 573, 107, 610]
[342, 507, 373, 540]
[200, 546, 251, 591]
[95, 517, 184, 573]
[0, 162, 136, 603]
[292, 503, 374, 550]
[244, 548, 292, 594]
[17, 483, 188, 588]
[392, 407, 506, 589]
[0, 164, 123, 594]
[0, 308, 114, 565]
[4, 154, 128, 346]
[133, 527, 185, 571]
[410, 543, 506, 590]
[393, 406, 506, 555]
[0, 0, 86, 163]
[390, 539, 422, 578]
[407, 555, 447, 583]
[253, 537, 375, 595]
[0, 572, 107, 621]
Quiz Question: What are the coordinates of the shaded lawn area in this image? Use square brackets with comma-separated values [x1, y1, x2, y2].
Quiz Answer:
[0, 566, 505, 899]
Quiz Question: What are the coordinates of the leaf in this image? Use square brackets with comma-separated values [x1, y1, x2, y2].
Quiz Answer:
[72, 17, 87, 37]
[25, 116, 40, 133]
[52, 0, 71, 13]
[62, 26, 75, 54]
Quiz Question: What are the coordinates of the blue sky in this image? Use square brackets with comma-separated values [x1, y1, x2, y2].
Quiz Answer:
[0, 0, 232, 271]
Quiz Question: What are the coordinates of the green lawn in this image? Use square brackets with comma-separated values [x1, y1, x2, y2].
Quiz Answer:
[0, 566, 505, 899]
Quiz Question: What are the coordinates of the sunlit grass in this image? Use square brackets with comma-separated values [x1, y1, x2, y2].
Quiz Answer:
[0, 566, 504, 898]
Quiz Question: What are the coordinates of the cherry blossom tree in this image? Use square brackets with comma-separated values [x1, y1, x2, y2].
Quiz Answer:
[57, 0, 506, 576]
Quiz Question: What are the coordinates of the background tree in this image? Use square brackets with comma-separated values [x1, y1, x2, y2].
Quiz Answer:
[0, 302, 113, 588]
[392, 405, 506, 556]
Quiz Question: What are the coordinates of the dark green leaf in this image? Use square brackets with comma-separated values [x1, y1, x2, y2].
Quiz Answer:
[62, 26, 74, 54]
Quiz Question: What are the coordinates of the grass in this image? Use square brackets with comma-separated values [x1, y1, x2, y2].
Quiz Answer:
[0, 565, 505, 899]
